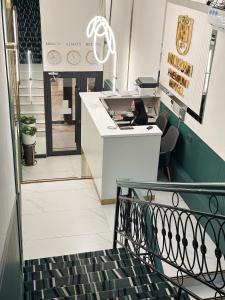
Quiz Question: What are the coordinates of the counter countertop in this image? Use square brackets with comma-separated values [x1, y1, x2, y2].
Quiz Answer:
[80, 92, 162, 138]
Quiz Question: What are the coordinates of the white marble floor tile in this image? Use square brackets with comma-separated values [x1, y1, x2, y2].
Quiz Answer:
[22, 188, 100, 215]
[102, 204, 116, 232]
[22, 179, 94, 193]
[23, 234, 113, 260]
[23, 209, 110, 242]
[22, 155, 82, 182]
[22, 179, 113, 260]
[97, 231, 114, 245]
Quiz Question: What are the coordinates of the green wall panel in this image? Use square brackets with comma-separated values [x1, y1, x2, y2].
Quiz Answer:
[160, 102, 225, 216]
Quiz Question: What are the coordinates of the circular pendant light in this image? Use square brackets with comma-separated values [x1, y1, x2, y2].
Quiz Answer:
[86, 16, 116, 64]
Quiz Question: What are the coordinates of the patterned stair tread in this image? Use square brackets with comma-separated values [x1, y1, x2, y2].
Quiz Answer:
[24, 259, 144, 281]
[24, 248, 130, 267]
[24, 274, 171, 299]
[46, 283, 178, 300]
[24, 253, 138, 273]
[49, 297, 177, 300]
[24, 265, 154, 292]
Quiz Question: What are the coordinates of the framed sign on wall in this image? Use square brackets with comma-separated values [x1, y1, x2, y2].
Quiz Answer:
[160, 2, 214, 123]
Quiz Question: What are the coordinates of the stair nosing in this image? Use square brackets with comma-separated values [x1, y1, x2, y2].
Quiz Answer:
[20, 102, 44, 105]
[23, 258, 143, 277]
[24, 248, 130, 266]
[21, 110, 44, 113]
[20, 86, 44, 89]
[24, 275, 176, 299]
[20, 94, 44, 97]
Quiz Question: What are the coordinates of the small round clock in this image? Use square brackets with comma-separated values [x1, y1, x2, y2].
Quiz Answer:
[47, 50, 62, 65]
[86, 50, 99, 65]
[67, 50, 81, 65]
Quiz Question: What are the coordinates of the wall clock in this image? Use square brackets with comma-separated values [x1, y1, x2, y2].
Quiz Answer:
[86, 50, 99, 65]
[47, 50, 62, 65]
[67, 50, 82, 65]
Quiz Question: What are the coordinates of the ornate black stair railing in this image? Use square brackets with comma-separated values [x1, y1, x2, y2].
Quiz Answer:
[113, 181, 225, 300]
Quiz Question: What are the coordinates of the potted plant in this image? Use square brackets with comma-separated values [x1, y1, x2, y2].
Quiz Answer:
[20, 115, 36, 127]
[22, 125, 37, 145]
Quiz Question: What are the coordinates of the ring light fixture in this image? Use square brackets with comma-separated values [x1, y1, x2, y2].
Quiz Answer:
[86, 16, 116, 64]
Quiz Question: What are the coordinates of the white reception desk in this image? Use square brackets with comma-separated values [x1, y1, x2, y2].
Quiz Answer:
[80, 92, 162, 204]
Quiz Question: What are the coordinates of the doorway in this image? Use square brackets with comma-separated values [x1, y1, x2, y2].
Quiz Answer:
[44, 72, 103, 156]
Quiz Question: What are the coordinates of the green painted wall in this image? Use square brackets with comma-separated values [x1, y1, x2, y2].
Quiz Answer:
[160, 102, 225, 216]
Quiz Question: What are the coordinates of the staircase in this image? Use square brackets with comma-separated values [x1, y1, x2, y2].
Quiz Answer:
[17, 0, 42, 64]
[24, 248, 188, 300]
[23, 181, 225, 299]
[19, 64, 46, 155]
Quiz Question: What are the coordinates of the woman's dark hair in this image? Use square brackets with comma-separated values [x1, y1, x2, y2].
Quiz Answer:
[133, 98, 148, 125]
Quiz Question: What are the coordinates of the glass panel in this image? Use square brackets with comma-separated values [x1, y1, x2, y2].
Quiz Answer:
[87, 77, 96, 92]
[51, 77, 77, 152]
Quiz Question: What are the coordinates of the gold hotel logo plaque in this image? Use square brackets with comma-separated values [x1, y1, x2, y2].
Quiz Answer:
[176, 15, 194, 56]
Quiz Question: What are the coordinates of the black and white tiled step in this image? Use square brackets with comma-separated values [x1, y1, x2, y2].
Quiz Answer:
[24, 265, 154, 292]
[24, 274, 176, 300]
[25, 248, 130, 267]
[24, 253, 137, 273]
[24, 259, 143, 281]
[24, 248, 190, 300]
[49, 296, 177, 300]
[28, 283, 179, 300]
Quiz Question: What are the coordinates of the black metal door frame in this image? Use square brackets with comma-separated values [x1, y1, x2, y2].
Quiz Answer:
[44, 71, 103, 156]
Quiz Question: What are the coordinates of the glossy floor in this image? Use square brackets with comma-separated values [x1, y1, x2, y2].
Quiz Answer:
[22, 179, 113, 260]
[22, 155, 82, 181]
[21, 179, 219, 299]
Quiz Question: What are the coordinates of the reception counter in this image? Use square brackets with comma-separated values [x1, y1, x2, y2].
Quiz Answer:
[80, 92, 162, 204]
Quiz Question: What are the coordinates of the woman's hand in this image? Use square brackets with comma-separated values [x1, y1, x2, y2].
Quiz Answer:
[113, 114, 123, 121]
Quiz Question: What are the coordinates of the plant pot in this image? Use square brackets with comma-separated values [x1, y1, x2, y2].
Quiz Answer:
[21, 122, 36, 128]
[22, 133, 37, 145]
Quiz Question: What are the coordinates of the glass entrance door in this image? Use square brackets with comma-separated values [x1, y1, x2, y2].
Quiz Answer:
[44, 72, 103, 156]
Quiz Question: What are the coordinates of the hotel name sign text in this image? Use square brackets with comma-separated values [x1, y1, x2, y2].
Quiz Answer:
[167, 15, 194, 97]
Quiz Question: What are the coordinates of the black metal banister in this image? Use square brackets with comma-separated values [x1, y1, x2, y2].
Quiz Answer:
[116, 180, 225, 196]
[113, 181, 225, 300]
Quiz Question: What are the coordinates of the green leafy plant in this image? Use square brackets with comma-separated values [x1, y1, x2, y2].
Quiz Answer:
[20, 115, 36, 125]
[19, 115, 27, 124]
[22, 125, 37, 136]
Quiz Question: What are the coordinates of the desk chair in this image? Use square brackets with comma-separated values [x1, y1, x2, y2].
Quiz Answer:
[159, 125, 179, 181]
[150, 112, 168, 135]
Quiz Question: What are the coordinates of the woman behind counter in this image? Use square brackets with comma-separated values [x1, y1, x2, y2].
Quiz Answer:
[130, 98, 148, 125]
[114, 98, 148, 126]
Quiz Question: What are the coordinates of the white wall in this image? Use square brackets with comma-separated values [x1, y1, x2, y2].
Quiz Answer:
[111, 0, 133, 91]
[128, 0, 167, 90]
[0, 2, 16, 259]
[40, 0, 104, 72]
[103, 0, 133, 91]
[128, 0, 225, 161]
